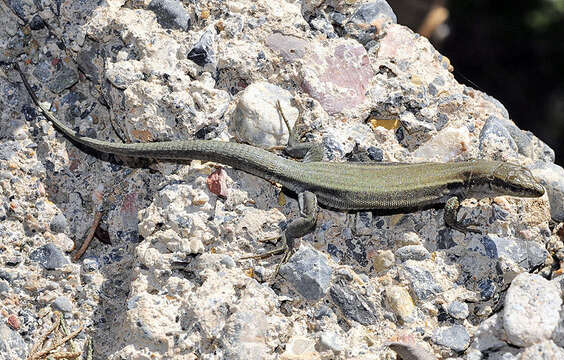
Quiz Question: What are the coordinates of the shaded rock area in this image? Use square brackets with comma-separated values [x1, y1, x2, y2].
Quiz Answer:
[0, 0, 563, 359]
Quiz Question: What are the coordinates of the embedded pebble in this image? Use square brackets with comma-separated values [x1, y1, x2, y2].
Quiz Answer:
[344, 1, 397, 44]
[531, 161, 564, 221]
[29, 14, 45, 30]
[401, 263, 442, 301]
[503, 273, 562, 347]
[413, 126, 470, 161]
[469, 313, 507, 352]
[187, 27, 216, 67]
[385, 285, 416, 323]
[300, 38, 373, 114]
[148, 0, 191, 31]
[372, 249, 395, 272]
[282, 336, 318, 358]
[279, 246, 332, 301]
[188, 238, 205, 254]
[49, 213, 68, 233]
[0, 323, 27, 360]
[479, 116, 519, 156]
[231, 81, 298, 147]
[52, 296, 73, 313]
[447, 301, 469, 320]
[468, 234, 548, 271]
[0, 279, 10, 294]
[329, 284, 378, 325]
[82, 256, 100, 272]
[29, 244, 69, 270]
[519, 340, 564, 360]
[319, 331, 345, 352]
[266, 33, 308, 62]
[395, 245, 430, 262]
[432, 324, 470, 352]
[387, 341, 436, 360]
[220, 255, 236, 269]
[47, 65, 79, 94]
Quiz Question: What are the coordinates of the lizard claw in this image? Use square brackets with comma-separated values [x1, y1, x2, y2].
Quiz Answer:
[239, 242, 293, 282]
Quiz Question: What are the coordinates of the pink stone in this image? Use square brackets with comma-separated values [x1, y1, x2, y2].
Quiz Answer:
[300, 40, 373, 114]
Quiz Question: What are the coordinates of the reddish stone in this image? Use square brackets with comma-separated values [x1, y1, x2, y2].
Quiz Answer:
[7, 314, 20, 330]
[120, 192, 139, 230]
[206, 168, 228, 198]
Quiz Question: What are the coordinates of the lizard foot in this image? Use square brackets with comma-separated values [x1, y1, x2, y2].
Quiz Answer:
[239, 241, 293, 282]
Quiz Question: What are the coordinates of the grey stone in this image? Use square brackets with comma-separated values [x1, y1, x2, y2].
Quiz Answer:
[487, 346, 520, 360]
[48, 66, 79, 94]
[310, 16, 336, 38]
[519, 340, 564, 359]
[497, 118, 534, 158]
[49, 213, 68, 233]
[432, 324, 470, 352]
[398, 112, 435, 147]
[5, 0, 27, 20]
[279, 247, 332, 301]
[345, 1, 397, 44]
[323, 135, 346, 160]
[0, 279, 10, 294]
[220, 255, 236, 269]
[314, 305, 333, 319]
[29, 243, 69, 270]
[482, 93, 510, 119]
[77, 40, 103, 83]
[468, 235, 547, 271]
[504, 273, 562, 347]
[148, 0, 191, 30]
[552, 308, 564, 347]
[479, 116, 518, 154]
[187, 28, 216, 67]
[29, 14, 45, 30]
[329, 284, 378, 325]
[52, 296, 73, 312]
[82, 256, 100, 272]
[526, 241, 548, 269]
[401, 263, 442, 301]
[465, 349, 484, 360]
[0, 323, 27, 359]
[478, 279, 496, 301]
[354, 211, 373, 236]
[470, 313, 506, 352]
[530, 161, 564, 222]
[395, 245, 430, 262]
[367, 146, 384, 161]
[447, 301, 469, 320]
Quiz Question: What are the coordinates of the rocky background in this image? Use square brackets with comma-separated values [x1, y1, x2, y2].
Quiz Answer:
[1, 0, 564, 359]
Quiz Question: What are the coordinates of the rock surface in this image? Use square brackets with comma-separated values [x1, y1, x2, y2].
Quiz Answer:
[0, 0, 561, 359]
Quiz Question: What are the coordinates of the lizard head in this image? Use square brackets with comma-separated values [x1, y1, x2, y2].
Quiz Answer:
[489, 162, 545, 198]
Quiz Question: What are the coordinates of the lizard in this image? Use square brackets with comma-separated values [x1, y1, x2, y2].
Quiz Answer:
[14, 63, 545, 272]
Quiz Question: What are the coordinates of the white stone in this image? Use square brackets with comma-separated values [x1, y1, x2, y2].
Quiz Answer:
[503, 273, 562, 347]
[231, 81, 298, 147]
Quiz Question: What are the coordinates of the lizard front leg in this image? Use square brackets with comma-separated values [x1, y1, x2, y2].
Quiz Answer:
[444, 196, 481, 233]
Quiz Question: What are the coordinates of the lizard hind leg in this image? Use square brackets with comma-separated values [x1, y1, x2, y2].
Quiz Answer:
[276, 100, 324, 162]
[240, 191, 318, 281]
